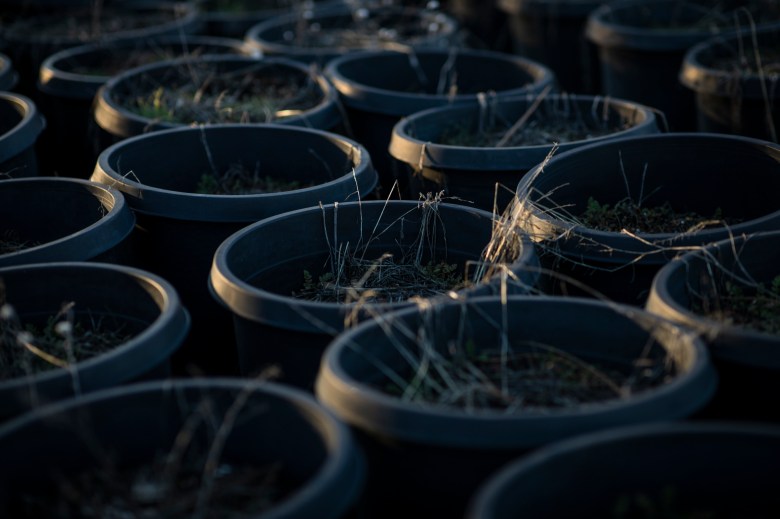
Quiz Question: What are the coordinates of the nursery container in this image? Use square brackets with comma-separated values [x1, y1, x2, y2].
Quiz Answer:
[514, 133, 780, 305]
[1, 1, 201, 97]
[316, 295, 716, 518]
[37, 35, 251, 178]
[647, 231, 780, 422]
[0, 262, 189, 422]
[0, 53, 17, 91]
[91, 124, 376, 376]
[325, 48, 556, 196]
[681, 26, 780, 142]
[200, 0, 343, 38]
[209, 200, 539, 389]
[0, 177, 135, 267]
[244, 4, 458, 66]
[0, 379, 364, 517]
[0, 93, 45, 179]
[586, 0, 780, 131]
[468, 422, 780, 518]
[390, 93, 659, 212]
[92, 54, 342, 153]
[498, 0, 602, 93]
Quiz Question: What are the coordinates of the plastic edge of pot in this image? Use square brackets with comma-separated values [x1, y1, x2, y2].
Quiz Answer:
[0, 377, 365, 519]
[0, 177, 136, 267]
[0, 93, 46, 166]
[0, 261, 190, 399]
[324, 48, 557, 117]
[388, 94, 659, 171]
[90, 123, 377, 222]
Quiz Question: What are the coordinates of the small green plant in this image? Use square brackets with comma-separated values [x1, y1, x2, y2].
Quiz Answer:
[578, 196, 735, 234]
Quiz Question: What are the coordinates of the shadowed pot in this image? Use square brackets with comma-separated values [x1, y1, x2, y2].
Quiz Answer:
[316, 296, 716, 517]
[0, 93, 45, 179]
[91, 124, 376, 376]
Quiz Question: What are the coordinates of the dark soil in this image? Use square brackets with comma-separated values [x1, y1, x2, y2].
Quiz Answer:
[381, 342, 673, 411]
[69, 46, 231, 78]
[696, 275, 780, 335]
[0, 305, 134, 380]
[122, 62, 324, 125]
[196, 162, 314, 195]
[578, 197, 741, 234]
[438, 118, 624, 147]
[294, 257, 466, 304]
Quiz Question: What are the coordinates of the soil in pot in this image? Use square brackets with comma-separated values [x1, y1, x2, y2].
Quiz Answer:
[391, 93, 658, 213]
[93, 56, 341, 151]
[513, 133, 780, 305]
[0, 262, 190, 422]
[245, 4, 458, 66]
[315, 296, 715, 517]
[37, 36, 249, 178]
[210, 197, 538, 388]
[0, 380, 364, 518]
[646, 231, 780, 422]
[195, 161, 315, 195]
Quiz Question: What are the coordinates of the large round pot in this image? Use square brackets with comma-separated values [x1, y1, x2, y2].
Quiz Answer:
[468, 422, 780, 518]
[91, 124, 376, 376]
[390, 93, 659, 212]
[92, 54, 342, 154]
[497, 0, 603, 93]
[681, 26, 780, 142]
[0, 379, 364, 517]
[514, 132, 780, 305]
[0, 262, 189, 422]
[325, 48, 556, 195]
[0, 93, 45, 179]
[316, 295, 716, 517]
[245, 4, 459, 66]
[647, 231, 780, 422]
[0, 177, 135, 267]
[37, 35, 251, 178]
[586, 0, 780, 131]
[1, 1, 201, 97]
[209, 200, 539, 389]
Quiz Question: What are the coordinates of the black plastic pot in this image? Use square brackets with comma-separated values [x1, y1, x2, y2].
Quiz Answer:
[646, 231, 780, 422]
[0, 262, 189, 422]
[1, 1, 202, 98]
[448, 0, 510, 51]
[0, 53, 17, 91]
[91, 124, 376, 376]
[0, 177, 135, 267]
[0, 93, 45, 178]
[390, 94, 659, 212]
[37, 35, 251, 178]
[200, 0, 343, 38]
[209, 200, 539, 390]
[497, 0, 603, 93]
[681, 27, 780, 142]
[0, 379, 364, 518]
[514, 133, 780, 305]
[244, 4, 459, 67]
[325, 48, 556, 196]
[586, 0, 780, 131]
[468, 422, 780, 518]
[316, 295, 716, 518]
[93, 55, 342, 154]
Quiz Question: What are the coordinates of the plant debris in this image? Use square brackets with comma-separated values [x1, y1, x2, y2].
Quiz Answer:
[196, 162, 312, 195]
[696, 275, 780, 335]
[0, 303, 134, 380]
[0, 230, 39, 255]
[438, 117, 623, 147]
